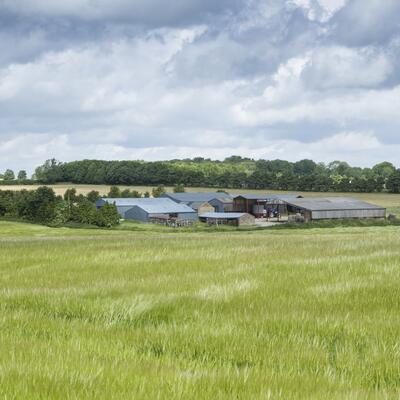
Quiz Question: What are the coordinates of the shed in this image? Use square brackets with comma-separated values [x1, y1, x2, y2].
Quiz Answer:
[209, 197, 234, 213]
[199, 212, 255, 226]
[282, 197, 386, 221]
[163, 192, 232, 204]
[233, 194, 302, 217]
[96, 198, 197, 222]
[186, 201, 215, 214]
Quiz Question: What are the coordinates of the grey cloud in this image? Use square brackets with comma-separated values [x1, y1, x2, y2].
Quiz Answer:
[0, 0, 400, 172]
[330, 0, 400, 46]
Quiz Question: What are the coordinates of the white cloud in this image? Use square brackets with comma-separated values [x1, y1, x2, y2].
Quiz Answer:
[0, 0, 400, 172]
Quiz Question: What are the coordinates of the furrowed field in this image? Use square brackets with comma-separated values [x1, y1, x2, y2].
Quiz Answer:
[1, 221, 400, 399]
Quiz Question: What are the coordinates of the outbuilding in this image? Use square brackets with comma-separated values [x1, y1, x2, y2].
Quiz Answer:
[283, 197, 386, 221]
[96, 198, 197, 222]
[199, 212, 255, 226]
[186, 201, 215, 214]
[233, 194, 302, 217]
[209, 196, 234, 213]
[163, 192, 232, 204]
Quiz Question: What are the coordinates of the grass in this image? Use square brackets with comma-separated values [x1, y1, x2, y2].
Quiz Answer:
[1, 220, 400, 399]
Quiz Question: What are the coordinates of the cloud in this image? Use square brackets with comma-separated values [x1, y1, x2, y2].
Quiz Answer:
[0, 0, 399, 173]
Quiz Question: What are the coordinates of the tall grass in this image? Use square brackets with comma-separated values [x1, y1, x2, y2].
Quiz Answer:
[1, 221, 400, 399]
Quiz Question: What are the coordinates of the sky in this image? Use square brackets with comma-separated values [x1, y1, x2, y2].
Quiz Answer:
[0, 0, 399, 173]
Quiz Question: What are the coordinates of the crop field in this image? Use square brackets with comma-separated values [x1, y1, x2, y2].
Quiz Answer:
[1, 221, 400, 399]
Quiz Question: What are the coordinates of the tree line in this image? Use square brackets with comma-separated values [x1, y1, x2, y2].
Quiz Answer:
[0, 187, 120, 227]
[3, 156, 400, 193]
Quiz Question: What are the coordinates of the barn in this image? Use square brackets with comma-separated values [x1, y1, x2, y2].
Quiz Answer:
[186, 201, 215, 214]
[283, 197, 386, 221]
[233, 194, 302, 217]
[199, 212, 255, 226]
[163, 192, 233, 204]
[209, 196, 234, 212]
[96, 198, 197, 222]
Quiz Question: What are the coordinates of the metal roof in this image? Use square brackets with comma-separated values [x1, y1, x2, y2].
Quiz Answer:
[187, 201, 212, 209]
[234, 194, 302, 201]
[99, 198, 195, 213]
[164, 192, 232, 203]
[199, 212, 248, 219]
[209, 197, 233, 204]
[282, 197, 385, 211]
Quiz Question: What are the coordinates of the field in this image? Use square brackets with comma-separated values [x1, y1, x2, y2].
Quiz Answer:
[1, 221, 400, 399]
[1, 183, 400, 215]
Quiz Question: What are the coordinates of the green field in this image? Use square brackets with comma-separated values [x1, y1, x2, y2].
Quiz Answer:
[1, 221, 400, 399]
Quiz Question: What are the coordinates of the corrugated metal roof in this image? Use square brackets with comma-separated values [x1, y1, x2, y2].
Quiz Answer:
[199, 212, 248, 219]
[99, 198, 195, 213]
[209, 197, 234, 204]
[283, 197, 385, 211]
[234, 194, 302, 201]
[164, 192, 232, 202]
[187, 201, 212, 209]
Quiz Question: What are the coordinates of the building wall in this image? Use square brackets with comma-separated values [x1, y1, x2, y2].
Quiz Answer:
[197, 203, 215, 214]
[177, 212, 198, 221]
[209, 199, 233, 212]
[311, 209, 386, 220]
[238, 214, 256, 225]
[124, 206, 149, 222]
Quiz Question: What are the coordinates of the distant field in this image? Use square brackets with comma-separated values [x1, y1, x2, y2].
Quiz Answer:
[1, 220, 400, 398]
[1, 183, 399, 214]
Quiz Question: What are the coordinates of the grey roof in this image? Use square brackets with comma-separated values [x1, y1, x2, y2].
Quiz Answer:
[199, 212, 248, 219]
[99, 198, 195, 213]
[163, 192, 232, 203]
[283, 197, 385, 211]
[209, 197, 234, 204]
[187, 201, 212, 209]
[234, 194, 302, 201]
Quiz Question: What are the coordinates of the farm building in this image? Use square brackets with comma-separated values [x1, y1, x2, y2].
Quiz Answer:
[233, 194, 303, 217]
[163, 192, 233, 204]
[209, 197, 234, 213]
[96, 198, 197, 222]
[282, 197, 386, 221]
[199, 212, 255, 226]
[186, 201, 215, 214]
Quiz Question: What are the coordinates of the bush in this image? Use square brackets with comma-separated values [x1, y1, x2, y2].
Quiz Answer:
[96, 203, 120, 227]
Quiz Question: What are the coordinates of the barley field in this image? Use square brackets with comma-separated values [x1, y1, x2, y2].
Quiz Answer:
[1, 221, 400, 399]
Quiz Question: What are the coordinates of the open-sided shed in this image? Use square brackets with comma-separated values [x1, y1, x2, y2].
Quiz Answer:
[233, 194, 302, 217]
[282, 197, 386, 221]
[199, 212, 255, 226]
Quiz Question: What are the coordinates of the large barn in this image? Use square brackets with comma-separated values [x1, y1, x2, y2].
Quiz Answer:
[233, 194, 303, 217]
[163, 192, 232, 204]
[283, 197, 386, 221]
[96, 198, 197, 222]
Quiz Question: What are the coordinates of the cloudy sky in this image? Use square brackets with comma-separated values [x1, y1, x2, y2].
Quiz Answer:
[1, 0, 399, 172]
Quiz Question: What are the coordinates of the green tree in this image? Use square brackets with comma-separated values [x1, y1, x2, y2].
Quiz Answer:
[64, 188, 78, 202]
[173, 184, 185, 193]
[96, 203, 120, 227]
[34, 159, 63, 183]
[152, 185, 166, 198]
[25, 187, 58, 224]
[387, 170, 400, 193]
[3, 169, 15, 181]
[17, 170, 27, 180]
[108, 186, 121, 198]
[86, 190, 100, 203]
